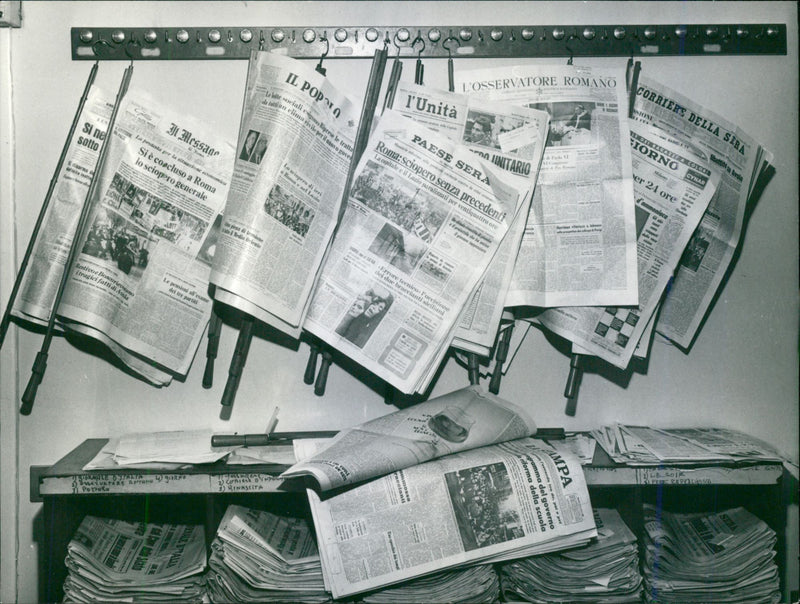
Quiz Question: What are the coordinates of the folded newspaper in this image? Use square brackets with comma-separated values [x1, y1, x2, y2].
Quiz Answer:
[210, 51, 359, 338]
[592, 424, 783, 465]
[632, 76, 775, 350]
[303, 109, 529, 394]
[12, 84, 235, 385]
[454, 63, 639, 308]
[62, 515, 207, 602]
[536, 120, 720, 368]
[206, 504, 330, 603]
[389, 80, 549, 357]
[301, 436, 596, 598]
[281, 385, 537, 491]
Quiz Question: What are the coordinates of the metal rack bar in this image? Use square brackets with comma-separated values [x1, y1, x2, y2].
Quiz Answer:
[72, 24, 786, 61]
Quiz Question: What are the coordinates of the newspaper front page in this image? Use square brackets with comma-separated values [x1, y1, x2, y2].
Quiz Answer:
[390, 81, 548, 355]
[11, 87, 111, 329]
[282, 386, 537, 490]
[209, 51, 359, 334]
[49, 88, 234, 378]
[633, 76, 774, 348]
[536, 121, 720, 368]
[304, 110, 526, 393]
[303, 437, 596, 598]
[454, 64, 638, 308]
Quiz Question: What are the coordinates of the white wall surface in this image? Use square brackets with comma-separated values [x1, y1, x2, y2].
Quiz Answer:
[1, 2, 797, 602]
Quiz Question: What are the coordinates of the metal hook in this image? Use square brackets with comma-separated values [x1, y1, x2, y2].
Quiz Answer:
[91, 38, 113, 57]
[316, 34, 329, 75]
[124, 38, 141, 60]
[124, 31, 141, 60]
[443, 33, 459, 93]
[565, 33, 578, 64]
[412, 32, 425, 56]
[442, 33, 460, 56]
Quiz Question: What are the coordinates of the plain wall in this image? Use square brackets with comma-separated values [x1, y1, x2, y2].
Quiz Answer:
[1, 2, 797, 602]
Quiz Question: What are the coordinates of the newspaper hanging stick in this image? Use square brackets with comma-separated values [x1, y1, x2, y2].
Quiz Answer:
[202, 304, 222, 389]
[20, 62, 134, 416]
[563, 352, 584, 416]
[561, 57, 641, 416]
[0, 62, 99, 351]
[310, 45, 388, 397]
[488, 311, 515, 394]
[444, 35, 483, 387]
[220, 313, 254, 408]
[303, 337, 320, 385]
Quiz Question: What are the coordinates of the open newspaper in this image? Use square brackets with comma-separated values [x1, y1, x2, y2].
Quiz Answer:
[209, 51, 358, 338]
[535, 121, 720, 369]
[281, 385, 537, 490]
[303, 110, 530, 394]
[390, 80, 549, 356]
[301, 436, 596, 599]
[454, 63, 638, 308]
[632, 76, 774, 349]
[12, 86, 234, 384]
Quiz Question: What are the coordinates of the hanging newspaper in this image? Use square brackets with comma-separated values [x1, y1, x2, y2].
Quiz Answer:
[536, 121, 720, 368]
[12, 87, 233, 384]
[454, 63, 639, 308]
[209, 51, 359, 338]
[632, 76, 774, 349]
[11, 87, 111, 331]
[7, 86, 170, 383]
[390, 80, 549, 356]
[301, 436, 596, 599]
[282, 386, 537, 491]
[303, 109, 527, 394]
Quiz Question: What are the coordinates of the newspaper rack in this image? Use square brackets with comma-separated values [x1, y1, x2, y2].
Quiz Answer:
[70, 24, 787, 61]
[4, 20, 786, 414]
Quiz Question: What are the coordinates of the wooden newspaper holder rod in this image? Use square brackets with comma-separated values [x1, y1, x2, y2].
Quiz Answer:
[222, 40, 333, 404]
[20, 63, 134, 416]
[382, 44, 403, 113]
[201, 304, 222, 389]
[413, 34, 425, 85]
[303, 337, 321, 385]
[221, 313, 254, 407]
[0, 62, 99, 351]
[563, 352, 584, 416]
[562, 58, 640, 416]
[311, 44, 389, 397]
[440, 34, 485, 388]
[488, 311, 515, 394]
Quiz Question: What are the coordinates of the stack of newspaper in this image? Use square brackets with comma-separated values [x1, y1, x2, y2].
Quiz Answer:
[641, 505, 781, 603]
[500, 507, 643, 603]
[361, 563, 499, 603]
[205, 504, 330, 603]
[592, 424, 782, 465]
[62, 515, 207, 602]
[280, 387, 595, 599]
[298, 438, 596, 599]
